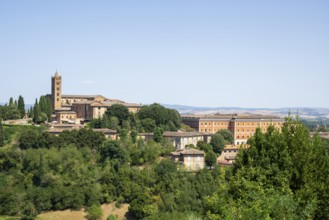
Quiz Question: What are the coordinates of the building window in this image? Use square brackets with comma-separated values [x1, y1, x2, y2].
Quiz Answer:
[57, 93, 59, 96]
[57, 98, 59, 101]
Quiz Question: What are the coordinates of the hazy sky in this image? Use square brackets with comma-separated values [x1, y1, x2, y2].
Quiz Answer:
[0, 1, 328, 108]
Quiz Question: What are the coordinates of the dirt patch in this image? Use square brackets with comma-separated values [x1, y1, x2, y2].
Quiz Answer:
[36, 203, 129, 220]
[101, 203, 129, 220]
[37, 209, 86, 220]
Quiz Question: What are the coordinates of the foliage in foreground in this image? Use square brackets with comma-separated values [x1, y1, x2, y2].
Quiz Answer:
[0, 116, 328, 220]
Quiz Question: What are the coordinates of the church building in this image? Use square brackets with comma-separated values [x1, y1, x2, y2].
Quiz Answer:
[48, 72, 141, 124]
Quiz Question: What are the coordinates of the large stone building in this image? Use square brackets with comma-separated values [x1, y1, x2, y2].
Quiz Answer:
[48, 72, 141, 123]
[182, 114, 284, 145]
[139, 131, 212, 150]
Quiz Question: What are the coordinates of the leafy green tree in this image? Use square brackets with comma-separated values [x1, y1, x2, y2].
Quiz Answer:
[217, 129, 233, 143]
[205, 151, 217, 169]
[109, 116, 120, 130]
[17, 95, 25, 118]
[154, 127, 164, 143]
[137, 103, 181, 131]
[119, 128, 128, 140]
[86, 204, 103, 220]
[210, 133, 225, 154]
[196, 140, 212, 153]
[141, 118, 156, 132]
[130, 129, 138, 143]
[99, 140, 129, 164]
[21, 202, 38, 220]
[101, 115, 110, 128]
[105, 104, 129, 126]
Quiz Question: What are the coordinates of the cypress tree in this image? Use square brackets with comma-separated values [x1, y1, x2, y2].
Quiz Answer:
[28, 106, 34, 118]
[0, 118, 4, 147]
[46, 97, 52, 121]
[39, 96, 47, 113]
[17, 95, 25, 118]
[9, 97, 14, 107]
[33, 99, 41, 124]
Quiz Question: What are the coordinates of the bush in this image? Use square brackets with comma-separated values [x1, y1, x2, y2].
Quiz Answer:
[86, 204, 103, 220]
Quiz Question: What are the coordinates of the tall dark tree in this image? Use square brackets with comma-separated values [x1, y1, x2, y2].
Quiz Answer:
[9, 97, 14, 107]
[46, 97, 52, 121]
[28, 106, 34, 118]
[39, 96, 47, 114]
[17, 95, 25, 118]
[0, 118, 4, 147]
[33, 99, 42, 124]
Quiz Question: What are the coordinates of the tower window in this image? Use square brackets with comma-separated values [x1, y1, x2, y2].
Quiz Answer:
[57, 93, 59, 96]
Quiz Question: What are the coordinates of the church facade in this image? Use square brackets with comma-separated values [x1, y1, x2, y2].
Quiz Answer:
[48, 72, 141, 123]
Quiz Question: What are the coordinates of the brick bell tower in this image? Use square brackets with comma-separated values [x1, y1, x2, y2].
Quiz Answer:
[51, 71, 62, 110]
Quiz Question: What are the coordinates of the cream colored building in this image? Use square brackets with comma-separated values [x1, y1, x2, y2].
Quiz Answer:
[139, 131, 212, 150]
[217, 144, 249, 166]
[48, 72, 141, 123]
[171, 149, 205, 171]
[182, 114, 284, 145]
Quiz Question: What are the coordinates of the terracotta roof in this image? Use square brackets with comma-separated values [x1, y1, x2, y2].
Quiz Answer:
[62, 94, 107, 99]
[182, 114, 283, 121]
[56, 111, 76, 114]
[92, 128, 117, 134]
[224, 144, 249, 150]
[163, 131, 206, 137]
[138, 131, 208, 137]
[171, 148, 205, 155]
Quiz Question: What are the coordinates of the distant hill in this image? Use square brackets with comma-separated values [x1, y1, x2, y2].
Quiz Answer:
[162, 104, 329, 120]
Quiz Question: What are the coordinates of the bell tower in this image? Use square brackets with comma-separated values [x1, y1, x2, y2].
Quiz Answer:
[51, 72, 62, 110]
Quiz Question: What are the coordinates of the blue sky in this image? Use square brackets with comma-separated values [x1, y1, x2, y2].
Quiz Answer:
[0, 1, 328, 108]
